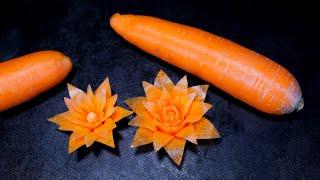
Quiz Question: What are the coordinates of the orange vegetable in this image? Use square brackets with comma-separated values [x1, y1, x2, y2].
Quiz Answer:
[49, 78, 132, 153]
[126, 70, 220, 166]
[0, 50, 72, 112]
[110, 13, 303, 115]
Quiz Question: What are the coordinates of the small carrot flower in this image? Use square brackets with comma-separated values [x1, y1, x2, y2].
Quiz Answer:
[49, 77, 132, 153]
[126, 70, 220, 166]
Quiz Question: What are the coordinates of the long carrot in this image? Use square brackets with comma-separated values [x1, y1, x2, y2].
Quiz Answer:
[0, 50, 72, 112]
[110, 13, 303, 115]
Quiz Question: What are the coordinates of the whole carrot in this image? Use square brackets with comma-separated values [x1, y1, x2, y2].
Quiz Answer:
[0, 50, 72, 112]
[110, 13, 303, 115]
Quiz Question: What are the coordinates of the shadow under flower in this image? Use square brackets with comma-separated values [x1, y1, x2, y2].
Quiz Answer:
[132, 138, 221, 167]
[76, 131, 122, 161]
[134, 143, 153, 155]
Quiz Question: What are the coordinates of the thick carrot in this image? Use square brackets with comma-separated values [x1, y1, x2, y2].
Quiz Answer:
[110, 13, 303, 115]
[0, 50, 72, 112]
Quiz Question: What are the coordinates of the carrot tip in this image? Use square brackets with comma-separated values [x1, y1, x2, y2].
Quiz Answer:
[110, 13, 121, 27]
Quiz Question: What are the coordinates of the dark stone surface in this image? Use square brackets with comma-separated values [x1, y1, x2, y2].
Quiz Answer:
[0, 0, 319, 179]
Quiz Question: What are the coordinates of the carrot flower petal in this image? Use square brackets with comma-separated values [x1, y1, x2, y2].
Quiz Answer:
[95, 130, 115, 148]
[68, 133, 85, 154]
[111, 106, 133, 122]
[95, 77, 112, 98]
[125, 97, 149, 115]
[67, 83, 84, 98]
[175, 125, 197, 144]
[194, 117, 220, 139]
[181, 93, 196, 117]
[104, 94, 118, 118]
[176, 76, 188, 89]
[128, 116, 156, 131]
[142, 101, 159, 118]
[188, 85, 209, 101]
[131, 128, 153, 148]
[164, 138, 186, 166]
[154, 70, 174, 90]
[185, 102, 212, 123]
[172, 76, 188, 96]
[142, 81, 162, 101]
[153, 131, 174, 151]
[84, 132, 96, 147]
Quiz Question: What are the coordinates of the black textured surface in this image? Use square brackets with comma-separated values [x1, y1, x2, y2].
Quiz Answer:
[0, 0, 319, 179]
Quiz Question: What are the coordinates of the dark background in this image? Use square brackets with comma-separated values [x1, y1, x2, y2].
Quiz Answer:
[0, 0, 319, 179]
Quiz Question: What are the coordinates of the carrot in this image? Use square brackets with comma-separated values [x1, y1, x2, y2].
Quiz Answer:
[0, 50, 72, 112]
[110, 13, 303, 115]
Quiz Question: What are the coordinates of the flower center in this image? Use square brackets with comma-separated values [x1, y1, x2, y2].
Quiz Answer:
[157, 105, 187, 134]
[86, 112, 97, 123]
[161, 106, 181, 126]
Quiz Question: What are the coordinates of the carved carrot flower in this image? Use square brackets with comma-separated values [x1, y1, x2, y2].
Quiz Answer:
[49, 77, 132, 153]
[126, 70, 220, 166]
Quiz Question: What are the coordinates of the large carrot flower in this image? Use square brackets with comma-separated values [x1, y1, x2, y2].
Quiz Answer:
[126, 70, 220, 166]
[49, 77, 132, 153]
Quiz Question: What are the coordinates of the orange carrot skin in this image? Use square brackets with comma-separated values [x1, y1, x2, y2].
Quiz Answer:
[110, 13, 302, 115]
[0, 50, 72, 112]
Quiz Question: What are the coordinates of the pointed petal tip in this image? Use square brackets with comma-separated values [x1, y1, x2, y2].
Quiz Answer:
[153, 144, 161, 152]
[103, 77, 111, 87]
[175, 80, 188, 91]
[68, 146, 78, 154]
[154, 70, 174, 89]
[67, 83, 76, 89]
[189, 85, 210, 101]
[124, 97, 146, 108]
[100, 76, 110, 85]
[157, 69, 166, 76]
[124, 98, 133, 105]
[193, 140, 198, 145]
[67, 83, 84, 98]
[96, 76, 112, 97]
[142, 81, 150, 86]
[105, 76, 110, 82]
[164, 138, 186, 166]
[128, 119, 135, 126]
[202, 85, 209, 94]
[87, 84, 93, 92]
[63, 97, 71, 104]
[173, 158, 183, 166]
[181, 75, 187, 82]
[48, 117, 59, 124]
[119, 108, 133, 119]
[215, 131, 221, 139]
[193, 117, 220, 139]
[109, 142, 116, 148]
[67, 83, 73, 88]
[207, 103, 213, 109]
[85, 142, 94, 148]
[131, 128, 153, 148]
